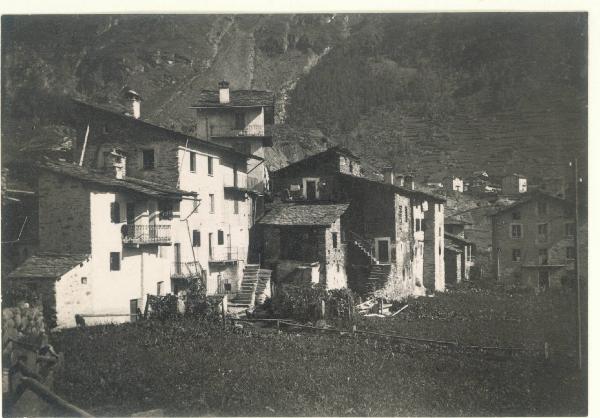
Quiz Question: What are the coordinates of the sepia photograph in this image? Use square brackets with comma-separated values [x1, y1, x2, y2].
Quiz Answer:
[0, 7, 590, 417]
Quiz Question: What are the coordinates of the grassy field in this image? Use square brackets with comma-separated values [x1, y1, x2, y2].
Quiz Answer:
[50, 282, 587, 416]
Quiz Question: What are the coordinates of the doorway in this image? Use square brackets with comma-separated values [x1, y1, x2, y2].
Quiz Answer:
[375, 238, 391, 264]
[306, 181, 317, 200]
[130, 299, 139, 322]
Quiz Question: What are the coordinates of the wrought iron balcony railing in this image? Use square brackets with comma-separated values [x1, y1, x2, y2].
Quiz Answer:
[121, 224, 171, 245]
[171, 261, 203, 279]
[209, 124, 265, 137]
[209, 246, 246, 263]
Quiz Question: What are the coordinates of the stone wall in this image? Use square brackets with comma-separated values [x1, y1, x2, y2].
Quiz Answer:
[2, 303, 46, 346]
[38, 173, 91, 254]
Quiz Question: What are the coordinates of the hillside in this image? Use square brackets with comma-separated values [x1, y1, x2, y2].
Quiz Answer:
[1, 13, 587, 182]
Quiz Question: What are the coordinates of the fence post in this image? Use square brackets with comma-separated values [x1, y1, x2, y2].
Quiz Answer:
[221, 295, 226, 330]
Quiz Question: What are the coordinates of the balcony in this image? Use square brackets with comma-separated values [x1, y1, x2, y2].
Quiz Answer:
[121, 225, 171, 246]
[209, 124, 265, 138]
[209, 246, 246, 264]
[171, 261, 203, 279]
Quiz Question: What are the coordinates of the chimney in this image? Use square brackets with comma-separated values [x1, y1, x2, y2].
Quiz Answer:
[405, 175, 415, 190]
[218, 80, 230, 104]
[125, 90, 142, 119]
[396, 175, 405, 187]
[382, 166, 394, 185]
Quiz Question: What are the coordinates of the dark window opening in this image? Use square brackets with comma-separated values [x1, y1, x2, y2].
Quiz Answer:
[566, 246, 576, 260]
[511, 224, 522, 239]
[159, 201, 173, 220]
[190, 152, 196, 172]
[538, 248, 548, 265]
[193, 230, 201, 247]
[218, 230, 224, 245]
[208, 156, 214, 175]
[110, 252, 121, 271]
[280, 228, 320, 262]
[142, 149, 155, 170]
[512, 249, 521, 262]
[110, 202, 120, 223]
[332, 232, 338, 249]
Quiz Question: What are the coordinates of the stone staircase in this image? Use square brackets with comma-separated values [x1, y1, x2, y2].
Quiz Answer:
[348, 231, 379, 264]
[365, 264, 392, 293]
[229, 265, 272, 309]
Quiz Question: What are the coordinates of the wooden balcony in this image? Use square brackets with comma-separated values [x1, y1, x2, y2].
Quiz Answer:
[121, 225, 171, 246]
[209, 124, 265, 137]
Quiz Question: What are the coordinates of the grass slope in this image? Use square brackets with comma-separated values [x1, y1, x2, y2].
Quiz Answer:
[51, 283, 586, 416]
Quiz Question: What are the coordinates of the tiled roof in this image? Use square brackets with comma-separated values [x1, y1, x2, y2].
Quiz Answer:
[72, 100, 263, 162]
[8, 253, 90, 279]
[338, 173, 446, 203]
[258, 203, 349, 226]
[40, 160, 196, 200]
[190, 90, 274, 108]
[491, 192, 569, 216]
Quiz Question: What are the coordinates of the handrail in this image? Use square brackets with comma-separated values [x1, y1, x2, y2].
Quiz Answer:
[18, 376, 93, 417]
[122, 224, 171, 244]
[209, 124, 265, 137]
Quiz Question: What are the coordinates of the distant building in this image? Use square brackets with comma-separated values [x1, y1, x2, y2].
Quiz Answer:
[444, 176, 464, 193]
[491, 193, 575, 288]
[501, 173, 527, 195]
[444, 233, 474, 284]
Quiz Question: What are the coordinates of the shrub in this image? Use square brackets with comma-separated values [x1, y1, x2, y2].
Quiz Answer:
[147, 294, 180, 321]
[271, 283, 356, 322]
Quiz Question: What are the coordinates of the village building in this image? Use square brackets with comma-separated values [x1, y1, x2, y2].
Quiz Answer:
[8, 160, 193, 328]
[70, 97, 262, 300]
[491, 192, 575, 288]
[268, 147, 446, 299]
[258, 203, 349, 289]
[444, 233, 475, 284]
[444, 176, 464, 193]
[501, 173, 528, 195]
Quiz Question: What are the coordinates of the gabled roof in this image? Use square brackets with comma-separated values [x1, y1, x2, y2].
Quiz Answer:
[40, 160, 195, 200]
[338, 173, 446, 203]
[258, 203, 349, 227]
[190, 90, 274, 108]
[8, 253, 90, 279]
[73, 99, 262, 162]
[491, 192, 569, 217]
[273, 146, 361, 176]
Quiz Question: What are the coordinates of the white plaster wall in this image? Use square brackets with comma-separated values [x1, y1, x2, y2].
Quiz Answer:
[325, 219, 347, 289]
[54, 259, 93, 328]
[434, 202, 446, 292]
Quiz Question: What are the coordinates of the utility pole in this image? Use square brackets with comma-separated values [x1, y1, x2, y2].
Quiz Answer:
[570, 159, 582, 370]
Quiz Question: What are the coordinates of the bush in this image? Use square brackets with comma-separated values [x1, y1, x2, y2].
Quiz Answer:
[271, 283, 356, 322]
[147, 294, 180, 321]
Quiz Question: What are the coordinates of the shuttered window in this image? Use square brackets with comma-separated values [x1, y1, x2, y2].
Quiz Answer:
[110, 202, 120, 223]
[218, 230, 224, 245]
[110, 252, 121, 271]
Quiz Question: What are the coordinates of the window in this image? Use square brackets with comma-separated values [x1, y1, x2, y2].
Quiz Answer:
[81, 277, 88, 285]
[218, 230, 224, 245]
[512, 211, 521, 220]
[207, 156, 214, 176]
[142, 149, 155, 170]
[565, 223, 575, 237]
[415, 218, 422, 232]
[332, 232, 338, 249]
[190, 152, 196, 172]
[234, 199, 239, 215]
[512, 249, 521, 262]
[234, 112, 245, 130]
[110, 202, 120, 223]
[537, 201, 547, 216]
[537, 223, 548, 240]
[193, 230, 201, 247]
[233, 165, 238, 187]
[566, 247, 576, 260]
[192, 197, 200, 213]
[538, 248, 548, 265]
[209, 194, 215, 213]
[157, 281, 164, 296]
[159, 201, 173, 220]
[110, 252, 121, 271]
[511, 224, 522, 239]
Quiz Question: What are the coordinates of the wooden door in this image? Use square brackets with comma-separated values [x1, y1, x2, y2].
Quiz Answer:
[306, 181, 317, 201]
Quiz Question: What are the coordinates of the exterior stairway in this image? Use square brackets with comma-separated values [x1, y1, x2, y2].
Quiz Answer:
[348, 231, 379, 265]
[365, 264, 392, 293]
[229, 265, 272, 309]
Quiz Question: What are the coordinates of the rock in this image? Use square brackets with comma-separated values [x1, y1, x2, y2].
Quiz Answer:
[3, 308, 14, 320]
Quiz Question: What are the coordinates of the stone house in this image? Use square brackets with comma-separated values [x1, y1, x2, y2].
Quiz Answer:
[501, 173, 528, 195]
[444, 176, 464, 193]
[270, 147, 446, 299]
[491, 193, 575, 288]
[257, 203, 349, 290]
[444, 233, 474, 285]
[191, 81, 274, 195]
[8, 160, 193, 328]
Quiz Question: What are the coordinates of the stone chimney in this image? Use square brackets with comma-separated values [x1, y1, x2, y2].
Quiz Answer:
[218, 80, 230, 104]
[382, 166, 394, 185]
[125, 90, 142, 119]
[405, 174, 415, 190]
